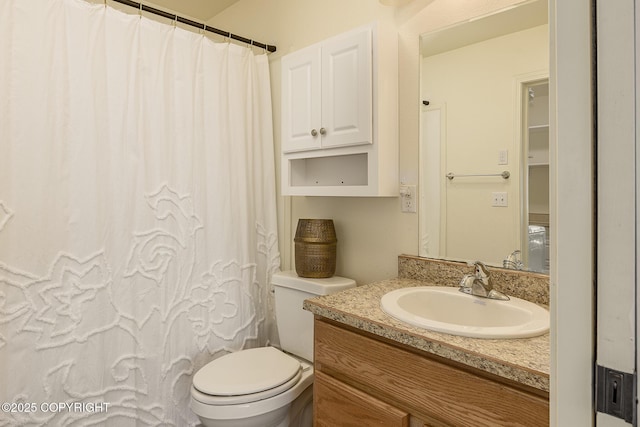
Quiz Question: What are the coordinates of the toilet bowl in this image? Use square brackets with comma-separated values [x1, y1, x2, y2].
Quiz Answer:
[190, 347, 314, 427]
[189, 271, 356, 427]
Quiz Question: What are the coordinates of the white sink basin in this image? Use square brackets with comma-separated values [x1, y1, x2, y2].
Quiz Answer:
[380, 286, 549, 339]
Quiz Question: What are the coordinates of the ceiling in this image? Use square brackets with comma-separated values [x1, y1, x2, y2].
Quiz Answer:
[420, 0, 548, 57]
[145, 0, 241, 21]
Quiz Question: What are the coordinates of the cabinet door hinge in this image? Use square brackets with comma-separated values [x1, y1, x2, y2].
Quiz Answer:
[596, 364, 636, 424]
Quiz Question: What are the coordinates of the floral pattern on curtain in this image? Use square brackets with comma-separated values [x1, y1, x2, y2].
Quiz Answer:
[0, 0, 280, 425]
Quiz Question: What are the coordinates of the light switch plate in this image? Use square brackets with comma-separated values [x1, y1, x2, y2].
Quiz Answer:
[498, 150, 509, 165]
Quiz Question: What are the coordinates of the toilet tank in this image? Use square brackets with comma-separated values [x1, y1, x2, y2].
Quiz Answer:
[272, 271, 356, 362]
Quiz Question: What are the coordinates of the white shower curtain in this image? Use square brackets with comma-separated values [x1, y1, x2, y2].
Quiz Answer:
[0, 0, 280, 425]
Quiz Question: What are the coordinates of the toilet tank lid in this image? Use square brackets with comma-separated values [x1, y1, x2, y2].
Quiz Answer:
[272, 270, 356, 295]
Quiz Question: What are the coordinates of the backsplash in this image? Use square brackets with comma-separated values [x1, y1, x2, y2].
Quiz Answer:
[398, 255, 549, 306]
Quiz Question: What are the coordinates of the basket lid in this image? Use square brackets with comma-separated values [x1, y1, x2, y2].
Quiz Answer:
[294, 219, 337, 243]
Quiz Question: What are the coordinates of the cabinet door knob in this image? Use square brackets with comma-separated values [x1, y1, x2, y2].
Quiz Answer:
[319, 127, 326, 135]
[311, 129, 318, 137]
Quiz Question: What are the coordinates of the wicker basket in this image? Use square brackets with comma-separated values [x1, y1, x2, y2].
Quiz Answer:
[294, 219, 337, 278]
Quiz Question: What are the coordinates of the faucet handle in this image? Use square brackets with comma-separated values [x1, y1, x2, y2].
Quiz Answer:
[473, 261, 490, 277]
[472, 261, 494, 291]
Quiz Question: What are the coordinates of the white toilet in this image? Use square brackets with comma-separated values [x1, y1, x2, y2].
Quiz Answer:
[190, 270, 356, 427]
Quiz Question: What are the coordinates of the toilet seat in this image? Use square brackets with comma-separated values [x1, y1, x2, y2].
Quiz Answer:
[192, 347, 302, 405]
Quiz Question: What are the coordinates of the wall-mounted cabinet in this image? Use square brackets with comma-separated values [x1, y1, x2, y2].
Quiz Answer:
[281, 28, 372, 153]
[280, 23, 398, 197]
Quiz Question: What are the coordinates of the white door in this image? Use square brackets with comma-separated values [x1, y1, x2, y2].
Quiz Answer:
[321, 27, 372, 149]
[281, 45, 322, 153]
[419, 104, 445, 258]
[595, 0, 637, 425]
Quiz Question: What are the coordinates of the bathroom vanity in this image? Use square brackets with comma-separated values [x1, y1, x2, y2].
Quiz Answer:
[304, 273, 550, 426]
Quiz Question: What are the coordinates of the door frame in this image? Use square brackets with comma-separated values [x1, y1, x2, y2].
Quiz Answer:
[550, 0, 595, 425]
[594, 0, 638, 425]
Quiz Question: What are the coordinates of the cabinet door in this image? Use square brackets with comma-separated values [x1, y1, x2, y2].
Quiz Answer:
[321, 27, 372, 149]
[315, 319, 549, 426]
[314, 370, 409, 427]
[281, 46, 322, 153]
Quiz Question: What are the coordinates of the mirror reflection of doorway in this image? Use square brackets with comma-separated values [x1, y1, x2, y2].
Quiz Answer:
[523, 80, 550, 274]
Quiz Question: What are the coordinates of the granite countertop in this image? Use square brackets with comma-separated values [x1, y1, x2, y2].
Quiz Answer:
[303, 278, 550, 393]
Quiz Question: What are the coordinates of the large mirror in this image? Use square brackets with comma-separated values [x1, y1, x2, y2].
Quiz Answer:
[418, 0, 549, 273]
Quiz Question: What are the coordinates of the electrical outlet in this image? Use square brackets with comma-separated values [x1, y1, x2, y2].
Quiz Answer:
[491, 192, 508, 207]
[400, 185, 417, 213]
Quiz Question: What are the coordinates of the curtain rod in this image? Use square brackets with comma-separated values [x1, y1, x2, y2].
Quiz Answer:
[110, 0, 277, 53]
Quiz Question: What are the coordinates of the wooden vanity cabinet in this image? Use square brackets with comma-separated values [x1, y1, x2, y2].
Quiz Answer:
[313, 318, 549, 427]
[315, 370, 409, 426]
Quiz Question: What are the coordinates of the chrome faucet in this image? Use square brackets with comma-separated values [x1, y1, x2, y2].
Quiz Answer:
[503, 250, 524, 270]
[459, 261, 510, 301]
